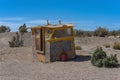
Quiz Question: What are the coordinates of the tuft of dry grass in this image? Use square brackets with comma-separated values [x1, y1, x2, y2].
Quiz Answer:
[75, 45, 82, 50]
[103, 43, 110, 48]
[113, 42, 120, 50]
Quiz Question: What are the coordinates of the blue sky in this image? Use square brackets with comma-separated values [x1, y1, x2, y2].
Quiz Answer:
[0, 0, 120, 31]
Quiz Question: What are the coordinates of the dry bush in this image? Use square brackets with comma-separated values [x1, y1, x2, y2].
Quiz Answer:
[113, 42, 120, 50]
[103, 54, 118, 67]
[94, 27, 108, 37]
[8, 32, 24, 47]
[19, 24, 28, 34]
[0, 25, 11, 33]
[103, 43, 110, 48]
[75, 46, 82, 50]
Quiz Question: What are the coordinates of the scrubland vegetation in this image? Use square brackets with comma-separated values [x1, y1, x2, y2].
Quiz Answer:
[1, 25, 120, 37]
[91, 47, 118, 68]
[0, 24, 28, 47]
[75, 27, 120, 37]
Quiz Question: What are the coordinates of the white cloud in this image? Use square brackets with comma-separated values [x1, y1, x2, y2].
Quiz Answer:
[0, 21, 22, 31]
[0, 17, 25, 21]
[112, 23, 120, 26]
[64, 20, 96, 30]
[27, 20, 60, 25]
[27, 20, 47, 24]
[26, 20, 97, 30]
[0, 19, 119, 32]
[0, 21, 20, 26]
[63, 20, 95, 24]
[105, 23, 120, 30]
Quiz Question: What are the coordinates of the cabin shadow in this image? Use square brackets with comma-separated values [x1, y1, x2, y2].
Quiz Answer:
[116, 64, 120, 68]
[69, 55, 91, 62]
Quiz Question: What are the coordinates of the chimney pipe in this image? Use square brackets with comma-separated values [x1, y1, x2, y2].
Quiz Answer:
[47, 20, 49, 25]
[59, 20, 61, 24]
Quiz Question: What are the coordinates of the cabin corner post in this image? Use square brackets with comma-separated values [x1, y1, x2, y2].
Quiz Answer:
[71, 27, 76, 58]
[31, 28, 37, 61]
[45, 41, 51, 62]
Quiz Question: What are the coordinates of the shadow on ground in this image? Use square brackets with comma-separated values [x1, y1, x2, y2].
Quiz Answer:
[56, 55, 91, 62]
[116, 64, 120, 68]
[69, 55, 91, 62]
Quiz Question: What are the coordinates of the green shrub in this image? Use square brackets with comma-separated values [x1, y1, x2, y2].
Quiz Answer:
[94, 27, 108, 37]
[103, 43, 110, 48]
[103, 54, 118, 67]
[95, 59, 103, 67]
[75, 46, 82, 50]
[91, 47, 107, 67]
[8, 32, 24, 47]
[19, 24, 28, 34]
[113, 42, 120, 50]
[91, 47, 118, 68]
[0, 25, 11, 33]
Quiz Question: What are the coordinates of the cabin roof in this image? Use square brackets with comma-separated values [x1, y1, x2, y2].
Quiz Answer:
[31, 24, 73, 29]
[46, 24, 73, 27]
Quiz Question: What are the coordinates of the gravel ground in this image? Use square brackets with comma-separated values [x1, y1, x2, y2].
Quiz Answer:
[0, 59, 120, 80]
[0, 32, 120, 80]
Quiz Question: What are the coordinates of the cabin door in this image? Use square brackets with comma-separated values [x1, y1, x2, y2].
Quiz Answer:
[35, 28, 45, 54]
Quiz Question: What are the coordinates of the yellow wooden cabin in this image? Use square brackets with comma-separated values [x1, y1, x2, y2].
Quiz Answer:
[31, 23, 76, 62]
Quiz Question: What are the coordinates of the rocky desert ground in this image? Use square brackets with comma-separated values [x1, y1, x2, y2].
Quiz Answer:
[0, 32, 120, 80]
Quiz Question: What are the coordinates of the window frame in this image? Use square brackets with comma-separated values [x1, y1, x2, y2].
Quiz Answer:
[51, 27, 73, 39]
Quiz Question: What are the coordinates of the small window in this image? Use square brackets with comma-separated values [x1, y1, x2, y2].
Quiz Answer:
[36, 30, 40, 38]
[67, 28, 72, 35]
[35, 30, 40, 50]
[35, 29, 44, 52]
[53, 28, 72, 38]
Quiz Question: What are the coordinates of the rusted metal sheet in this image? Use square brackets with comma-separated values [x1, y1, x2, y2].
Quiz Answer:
[45, 42, 50, 62]
[50, 40, 75, 61]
